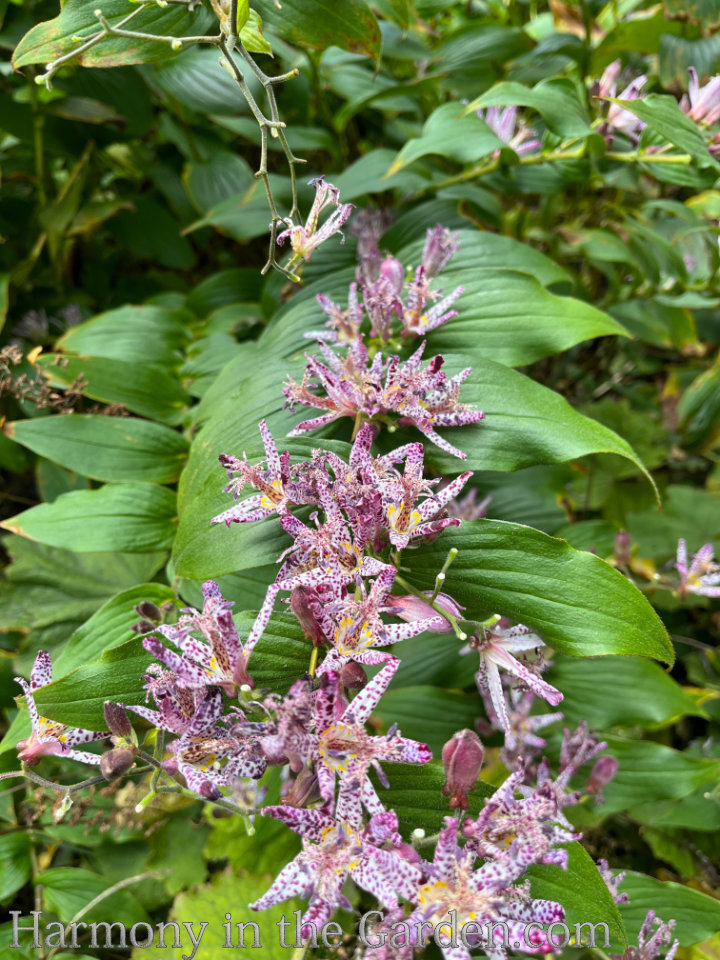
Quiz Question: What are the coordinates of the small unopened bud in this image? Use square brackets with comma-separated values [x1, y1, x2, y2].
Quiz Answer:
[290, 586, 328, 647]
[101, 746, 136, 781]
[422, 224, 460, 278]
[411, 828, 425, 840]
[131, 619, 156, 634]
[378, 256, 405, 295]
[103, 701, 133, 740]
[385, 591, 464, 634]
[587, 755, 619, 798]
[614, 530, 631, 566]
[442, 729, 484, 810]
[171, 38, 182, 50]
[339, 660, 367, 690]
[134, 600, 162, 622]
[284, 767, 321, 807]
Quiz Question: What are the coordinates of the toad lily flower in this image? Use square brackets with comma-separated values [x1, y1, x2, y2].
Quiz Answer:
[144, 580, 254, 693]
[15, 651, 107, 766]
[681, 68, 720, 127]
[464, 620, 562, 731]
[277, 176, 354, 266]
[675, 539, 720, 597]
[477, 105, 541, 157]
[317, 659, 432, 821]
[251, 806, 421, 939]
[615, 912, 679, 960]
[597, 60, 647, 144]
[406, 816, 564, 960]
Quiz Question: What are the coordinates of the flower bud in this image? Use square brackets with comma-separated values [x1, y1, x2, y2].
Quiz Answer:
[290, 586, 328, 647]
[100, 746, 136, 781]
[378, 257, 405, 295]
[442, 729, 484, 809]
[339, 660, 367, 690]
[614, 530, 631, 566]
[103, 701, 133, 741]
[131, 619, 157, 634]
[385, 591, 465, 634]
[284, 767, 322, 807]
[422, 225, 459, 278]
[587, 755, 619, 796]
[134, 601, 162, 622]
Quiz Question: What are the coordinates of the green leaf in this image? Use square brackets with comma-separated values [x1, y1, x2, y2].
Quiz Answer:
[0, 273, 8, 334]
[0, 832, 31, 901]
[53, 583, 176, 676]
[137, 867, 299, 958]
[33, 637, 154, 729]
[240, 9, 272, 54]
[466, 78, 594, 139]
[254, 0, 381, 61]
[601, 737, 720, 815]
[235, 610, 313, 693]
[373, 686, 482, 755]
[39, 867, 150, 927]
[548, 655, 706, 729]
[528, 843, 627, 950]
[386, 102, 504, 176]
[618, 871, 720, 946]
[428, 270, 627, 367]
[13, 0, 212, 69]
[36, 354, 189, 425]
[2, 483, 177, 553]
[609, 94, 720, 169]
[406, 520, 674, 663]
[237, 0, 250, 30]
[379, 762, 493, 835]
[5, 415, 189, 484]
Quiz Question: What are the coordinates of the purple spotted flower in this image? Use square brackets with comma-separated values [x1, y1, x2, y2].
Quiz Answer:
[15, 652, 107, 766]
[675, 539, 720, 597]
[250, 806, 421, 938]
[681, 68, 720, 127]
[597, 61, 648, 144]
[613, 912, 679, 960]
[499, 691, 563, 771]
[316, 659, 432, 821]
[407, 816, 564, 960]
[277, 176, 354, 265]
[464, 620, 562, 731]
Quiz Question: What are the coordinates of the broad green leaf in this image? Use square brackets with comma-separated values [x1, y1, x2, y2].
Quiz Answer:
[254, 0, 381, 61]
[378, 762, 493, 835]
[373, 686, 482, 755]
[466, 78, 594, 139]
[386, 102, 505, 176]
[136, 867, 299, 958]
[53, 583, 176, 676]
[13, 0, 213, 69]
[609, 94, 720, 169]
[390, 631, 477, 689]
[39, 867, 150, 927]
[6, 415, 189, 484]
[428, 270, 627, 367]
[153, 47, 249, 116]
[237, 0, 250, 30]
[425, 354, 658, 488]
[528, 843, 627, 950]
[36, 354, 189, 425]
[0, 273, 8, 334]
[32, 637, 155, 729]
[406, 520, 673, 663]
[2, 483, 177, 553]
[618, 871, 720, 946]
[548, 655, 706, 729]
[0, 832, 31, 901]
[601, 737, 720, 815]
[56, 304, 193, 366]
[235, 610, 313, 693]
[184, 152, 255, 214]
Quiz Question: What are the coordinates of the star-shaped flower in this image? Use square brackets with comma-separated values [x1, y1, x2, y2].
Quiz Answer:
[675, 539, 720, 597]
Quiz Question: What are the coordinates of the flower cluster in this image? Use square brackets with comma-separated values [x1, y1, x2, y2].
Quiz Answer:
[14, 203, 628, 956]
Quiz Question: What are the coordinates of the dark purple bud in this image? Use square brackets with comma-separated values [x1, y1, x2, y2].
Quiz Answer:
[378, 257, 405, 295]
[588, 755, 619, 795]
[134, 601, 162, 622]
[100, 746, 136, 781]
[103, 701, 133, 740]
[198, 781, 222, 801]
[131, 619, 157, 634]
[290, 586, 328, 647]
[284, 767, 322, 807]
[614, 530, 631, 566]
[339, 661, 367, 690]
[442, 729, 484, 810]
